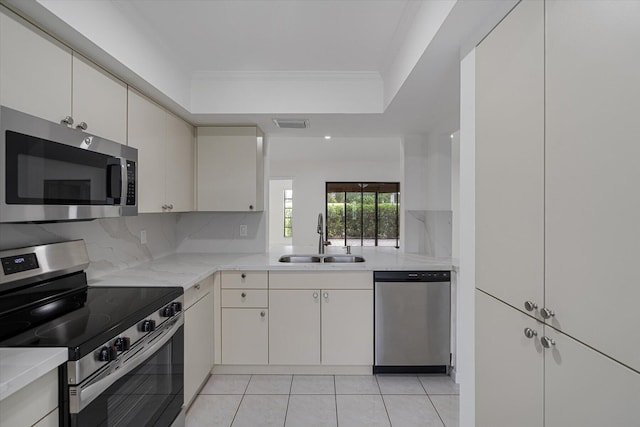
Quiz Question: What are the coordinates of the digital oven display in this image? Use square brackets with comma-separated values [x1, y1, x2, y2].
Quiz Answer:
[1, 253, 39, 275]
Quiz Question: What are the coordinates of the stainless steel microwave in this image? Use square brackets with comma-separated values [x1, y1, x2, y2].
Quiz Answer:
[0, 106, 137, 223]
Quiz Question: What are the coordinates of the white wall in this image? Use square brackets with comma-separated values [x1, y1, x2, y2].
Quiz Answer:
[459, 49, 476, 427]
[269, 179, 293, 247]
[269, 137, 402, 249]
[402, 134, 452, 256]
[451, 130, 460, 260]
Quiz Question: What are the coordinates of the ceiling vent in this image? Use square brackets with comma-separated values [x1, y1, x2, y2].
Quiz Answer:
[272, 119, 309, 129]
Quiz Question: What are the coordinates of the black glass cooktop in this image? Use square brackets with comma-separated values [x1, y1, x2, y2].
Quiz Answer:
[0, 283, 182, 360]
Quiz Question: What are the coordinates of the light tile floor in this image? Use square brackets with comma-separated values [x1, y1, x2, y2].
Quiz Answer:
[186, 374, 459, 427]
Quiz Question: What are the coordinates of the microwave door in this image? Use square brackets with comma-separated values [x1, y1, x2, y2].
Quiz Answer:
[106, 158, 123, 205]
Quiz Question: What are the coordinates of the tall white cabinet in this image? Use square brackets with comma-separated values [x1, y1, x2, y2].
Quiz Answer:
[475, 0, 640, 424]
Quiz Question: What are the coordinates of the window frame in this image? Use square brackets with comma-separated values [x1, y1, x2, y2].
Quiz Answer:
[325, 182, 400, 248]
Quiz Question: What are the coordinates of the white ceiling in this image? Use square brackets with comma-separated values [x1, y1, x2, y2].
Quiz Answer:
[114, 0, 417, 73]
[7, 0, 517, 138]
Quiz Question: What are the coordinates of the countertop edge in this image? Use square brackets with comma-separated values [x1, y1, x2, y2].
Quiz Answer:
[0, 348, 68, 401]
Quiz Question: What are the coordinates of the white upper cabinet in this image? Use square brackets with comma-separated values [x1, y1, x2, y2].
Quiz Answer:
[544, 0, 640, 372]
[1, 7, 72, 124]
[0, 7, 127, 144]
[197, 127, 264, 212]
[128, 88, 194, 213]
[475, 0, 545, 313]
[71, 53, 127, 144]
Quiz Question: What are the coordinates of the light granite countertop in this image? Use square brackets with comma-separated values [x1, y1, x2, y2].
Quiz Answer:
[0, 348, 67, 401]
[89, 247, 454, 290]
[1, 247, 453, 402]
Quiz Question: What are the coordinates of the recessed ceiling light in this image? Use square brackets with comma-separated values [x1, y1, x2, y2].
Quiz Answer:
[324, 135, 332, 140]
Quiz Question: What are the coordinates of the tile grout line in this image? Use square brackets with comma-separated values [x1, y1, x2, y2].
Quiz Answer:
[282, 375, 294, 427]
[376, 375, 393, 426]
[228, 375, 252, 427]
[333, 375, 339, 426]
[420, 377, 448, 427]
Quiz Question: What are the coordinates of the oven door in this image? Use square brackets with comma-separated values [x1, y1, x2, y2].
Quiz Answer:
[70, 320, 184, 427]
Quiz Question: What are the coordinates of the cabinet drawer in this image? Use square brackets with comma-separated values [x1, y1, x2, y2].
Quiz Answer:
[222, 289, 268, 308]
[221, 271, 267, 289]
[185, 275, 214, 309]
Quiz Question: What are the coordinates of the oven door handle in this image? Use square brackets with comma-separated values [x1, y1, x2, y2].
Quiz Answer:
[69, 315, 183, 414]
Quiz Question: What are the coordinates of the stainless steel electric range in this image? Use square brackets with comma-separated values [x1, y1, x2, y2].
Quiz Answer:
[0, 240, 185, 427]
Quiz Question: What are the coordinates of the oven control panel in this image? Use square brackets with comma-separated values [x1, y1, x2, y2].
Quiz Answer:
[1, 253, 39, 275]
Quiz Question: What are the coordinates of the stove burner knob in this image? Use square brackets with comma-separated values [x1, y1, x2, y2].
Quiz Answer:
[114, 337, 131, 351]
[98, 346, 118, 362]
[171, 302, 182, 313]
[162, 305, 176, 317]
[141, 319, 156, 332]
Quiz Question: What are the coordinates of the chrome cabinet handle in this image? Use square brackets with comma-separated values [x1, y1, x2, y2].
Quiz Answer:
[313, 292, 319, 299]
[168, 204, 173, 210]
[541, 336, 556, 348]
[260, 311, 266, 317]
[76, 121, 88, 130]
[523, 328, 538, 339]
[61, 116, 74, 125]
[241, 292, 247, 298]
[524, 301, 538, 312]
[541, 307, 555, 319]
[249, 205, 254, 210]
[194, 283, 200, 290]
[162, 204, 168, 210]
[323, 292, 329, 299]
[241, 273, 246, 279]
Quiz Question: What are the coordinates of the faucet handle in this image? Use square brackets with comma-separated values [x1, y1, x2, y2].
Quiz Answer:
[345, 245, 351, 254]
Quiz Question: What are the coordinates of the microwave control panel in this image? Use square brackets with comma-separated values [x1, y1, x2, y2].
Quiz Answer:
[126, 161, 136, 206]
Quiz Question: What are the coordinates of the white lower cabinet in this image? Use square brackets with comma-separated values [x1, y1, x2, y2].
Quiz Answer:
[221, 308, 268, 364]
[321, 289, 373, 365]
[184, 276, 214, 407]
[268, 271, 373, 366]
[476, 290, 543, 427]
[476, 290, 640, 427]
[269, 290, 320, 365]
[0, 367, 58, 427]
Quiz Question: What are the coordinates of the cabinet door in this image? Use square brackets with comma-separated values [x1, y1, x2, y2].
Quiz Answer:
[0, 7, 71, 124]
[544, 327, 640, 427]
[165, 112, 194, 212]
[321, 289, 373, 365]
[221, 308, 268, 364]
[475, 0, 544, 312]
[269, 290, 320, 365]
[72, 53, 127, 144]
[128, 88, 167, 213]
[184, 290, 214, 406]
[197, 127, 259, 212]
[476, 290, 543, 427]
[545, 0, 640, 372]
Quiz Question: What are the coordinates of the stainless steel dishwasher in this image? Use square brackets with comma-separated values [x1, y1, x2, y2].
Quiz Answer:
[374, 271, 450, 374]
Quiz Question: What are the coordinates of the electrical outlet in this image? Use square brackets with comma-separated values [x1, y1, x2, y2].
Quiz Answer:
[140, 230, 147, 244]
[239, 225, 248, 237]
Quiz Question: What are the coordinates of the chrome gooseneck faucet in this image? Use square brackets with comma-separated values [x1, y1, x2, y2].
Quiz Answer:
[317, 213, 325, 254]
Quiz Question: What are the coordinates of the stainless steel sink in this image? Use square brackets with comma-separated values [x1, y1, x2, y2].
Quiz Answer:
[323, 255, 366, 263]
[278, 255, 322, 263]
[278, 254, 365, 263]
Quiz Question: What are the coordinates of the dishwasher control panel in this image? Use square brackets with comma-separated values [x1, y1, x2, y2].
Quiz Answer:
[374, 271, 450, 282]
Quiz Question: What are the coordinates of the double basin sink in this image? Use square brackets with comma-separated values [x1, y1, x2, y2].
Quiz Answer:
[279, 254, 366, 263]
